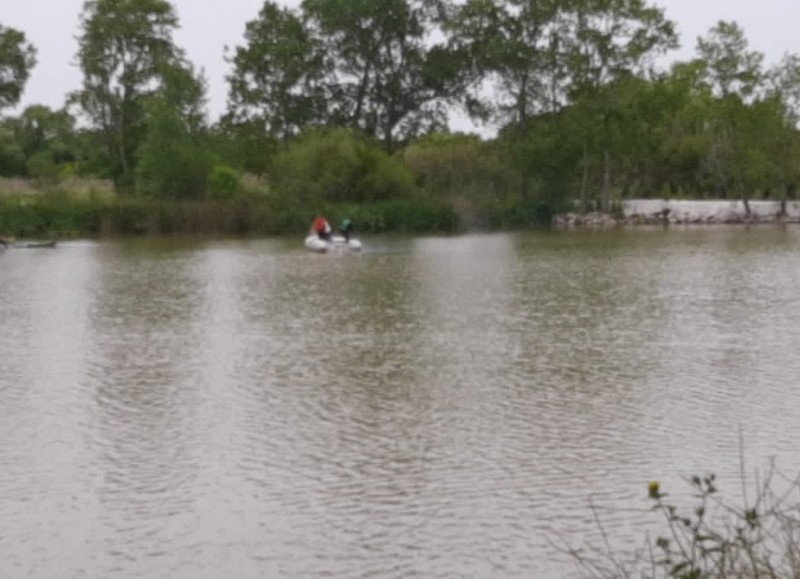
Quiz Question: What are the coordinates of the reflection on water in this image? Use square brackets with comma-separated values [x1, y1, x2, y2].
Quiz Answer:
[2, 229, 800, 577]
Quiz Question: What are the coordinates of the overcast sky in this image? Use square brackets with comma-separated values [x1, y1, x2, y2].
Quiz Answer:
[4, 0, 800, 126]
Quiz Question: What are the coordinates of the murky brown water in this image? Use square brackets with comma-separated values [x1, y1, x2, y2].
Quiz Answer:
[2, 228, 800, 578]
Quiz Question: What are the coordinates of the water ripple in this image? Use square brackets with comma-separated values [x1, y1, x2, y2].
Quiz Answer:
[3, 233, 800, 577]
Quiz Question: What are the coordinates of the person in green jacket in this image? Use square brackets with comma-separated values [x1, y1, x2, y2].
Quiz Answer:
[339, 218, 354, 242]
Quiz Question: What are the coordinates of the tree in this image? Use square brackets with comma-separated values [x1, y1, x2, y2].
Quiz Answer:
[696, 20, 763, 101]
[302, 0, 463, 151]
[71, 0, 198, 190]
[448, 0, 677, 205]
[510, 109, 583, 211]
[767, 53, 800, 126]
[571, 75, 672, 200]
[693, 22, 767, 209]
[403, 132, 509, 199]
[136, 63, 212, 199]
[209, 118, 278, 177]
[446, 0, 568, 127]
[649, 61, 715, 196]
[10, 105, 81, 178]
[270, 127, 416, 204]
[765, 54, 800, 201]
[565, 0, 678, 210]
[443, 0, 573, 202]
[731, 97, 795, 200]
[0, 123, 26, 176]
[0, 24, 37, 112]
[226, 2, 327, 144]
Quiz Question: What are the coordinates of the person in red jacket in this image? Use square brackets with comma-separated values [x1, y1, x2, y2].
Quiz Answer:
[310, 215, 332, 241]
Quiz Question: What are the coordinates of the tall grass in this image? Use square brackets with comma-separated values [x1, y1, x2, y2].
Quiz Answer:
[0, 192, 459, 238]
[0, 192, 102, 236]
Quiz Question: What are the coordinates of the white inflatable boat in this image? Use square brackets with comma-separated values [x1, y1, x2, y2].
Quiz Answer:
[304, 234, 362, 253]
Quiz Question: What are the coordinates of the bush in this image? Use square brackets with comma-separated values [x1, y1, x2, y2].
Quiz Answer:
[271, 128, 418, 204]
[487, 197, 562, 229]
[355, 148, 416, 202]
[0, 192, 102, 235]
[136, 141, 213, 200]
[403, 132, 510, 200]
[208, 165, 240, 199]
[560, 462, 800, 578]
[340, 199, 458, 233]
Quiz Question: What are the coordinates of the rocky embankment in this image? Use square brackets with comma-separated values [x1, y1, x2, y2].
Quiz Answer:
[554, 199, 800, 227]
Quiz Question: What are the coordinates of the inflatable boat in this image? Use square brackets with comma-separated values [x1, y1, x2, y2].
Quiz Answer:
[0, 239, 57, 249]
[304, 234, 362, 253]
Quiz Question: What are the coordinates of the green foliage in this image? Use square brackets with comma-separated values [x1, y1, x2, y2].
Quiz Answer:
[0, 126, 26, 176]
[731, 97, 794, 196]
[227, 0, 462, 152]
[487, 197, 562, 229]
[300, 0, 459, 151]
[0, 25, 37, 111]
[26, 151, 59, 179]
[403, 132, 510, 199]
[0, 105, 83, 179]
[769, 53, 800, 126]
[356, 148, 417, 202]
[0, 195, 458, 237]
[207, 165, 240, 199]
[373, 199, 457, 232]
[697, 21, 764, 100]
[135, 140, 212, 200]
[134, 63, 212, 200]
[322, 199, 458, 233]
[226, 1, 325, 142]
[4, 2, 800, 223]
[135, 98, 213, 200]
[209, 120, 279, 176]
[447, 0, 566, 125]
[507, 110, 583, 202]
[270, 128, 358, 203]
[0, 192, 102, 236]
[270, 128, 417, 204]
[71, 0, 198, 189]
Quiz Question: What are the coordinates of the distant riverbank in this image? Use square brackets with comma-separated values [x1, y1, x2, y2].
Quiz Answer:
[5, 186, 799, 238]
[555, 199, 800, 227]
[0, 193, 458, 238]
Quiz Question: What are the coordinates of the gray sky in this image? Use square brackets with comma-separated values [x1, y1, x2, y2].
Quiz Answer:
[4, 0, 800, 126]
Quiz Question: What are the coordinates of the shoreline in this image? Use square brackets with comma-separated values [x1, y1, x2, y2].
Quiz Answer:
[554, 199, 800, 227]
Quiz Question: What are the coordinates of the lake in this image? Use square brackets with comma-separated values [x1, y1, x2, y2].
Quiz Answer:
[2, 227, 800, 578]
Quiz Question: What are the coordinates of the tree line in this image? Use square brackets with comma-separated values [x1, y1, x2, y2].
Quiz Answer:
[2, 0, 800, 227]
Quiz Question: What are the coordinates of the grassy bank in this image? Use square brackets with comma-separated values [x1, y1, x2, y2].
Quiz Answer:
[0, 191, 460, 238]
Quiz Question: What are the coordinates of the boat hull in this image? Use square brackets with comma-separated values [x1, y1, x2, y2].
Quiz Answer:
[304, 235, 361, 253]
[1, 239, 57, 249]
